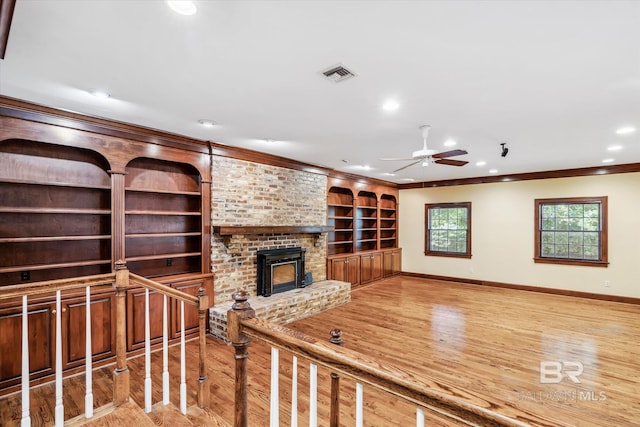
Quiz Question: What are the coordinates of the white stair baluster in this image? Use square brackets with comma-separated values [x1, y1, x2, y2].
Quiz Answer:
[290, 355, 298, 427]
[356, 382, 364, 427]
[416, 408, 425, 427]
[85, 286, 94, 419]
[144, 289, 152, 413]
[55, 290, 63, 427]
[20, 295, 31, 427]
[309, 363, 317, 427]
[162, 294, 170, 405]
[180, 300, 186, 415]
[270, 347, 279, 427]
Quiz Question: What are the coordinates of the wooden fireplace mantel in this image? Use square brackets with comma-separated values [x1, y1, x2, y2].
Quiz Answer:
[212, 225, 333, 236]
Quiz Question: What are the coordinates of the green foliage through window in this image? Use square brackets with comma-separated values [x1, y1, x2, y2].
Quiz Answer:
[535, 197, 607, 267]
[425, 203, 471, 257]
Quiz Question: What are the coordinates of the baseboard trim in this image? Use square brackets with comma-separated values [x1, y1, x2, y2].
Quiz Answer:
[401, 272, 640, 305]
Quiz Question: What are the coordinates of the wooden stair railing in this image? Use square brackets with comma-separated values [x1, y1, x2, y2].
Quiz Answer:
[227, 290, 550, 427]
[0, 260, 209, 426]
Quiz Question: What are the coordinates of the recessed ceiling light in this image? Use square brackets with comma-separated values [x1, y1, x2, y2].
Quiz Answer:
[475, 161, 486, 167]
[89, 89, 110, 99]
[382, 100, 399, 112]
[167, 1, 197, 15]
[602, 158, 614, 163]
[198, 119, 215, 128]
[443, 139, 456, 147]
[489, 169, 498, 174]
[615, 126, 636, 135]
[383, 172, 396, 176]
[401, 178, 415, 182]
[607, 145, 623, 151]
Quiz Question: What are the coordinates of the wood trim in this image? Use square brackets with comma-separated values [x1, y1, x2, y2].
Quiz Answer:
[533, 196, 608, 267]
[401, 272, 640, 305]
[0, 0, 15, 59]
[0, 96, 210, 154]
[400, 163, 640, 189]
[212, 225, 333, 235]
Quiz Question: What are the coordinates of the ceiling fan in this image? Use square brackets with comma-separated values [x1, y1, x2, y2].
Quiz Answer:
[381, 125, 469, 173]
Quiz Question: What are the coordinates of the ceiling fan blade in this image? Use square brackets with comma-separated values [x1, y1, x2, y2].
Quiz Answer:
[380, 157, 415, 161]
[434, 159, 469, 167]
[392, 159, 422, 173]
[432, 149, 468, 159]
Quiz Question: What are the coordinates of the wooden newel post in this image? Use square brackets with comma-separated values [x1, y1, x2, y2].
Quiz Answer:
[113, 260, 130, 405]
[197, 287, 210, 409]
[227, 289, 255, 427]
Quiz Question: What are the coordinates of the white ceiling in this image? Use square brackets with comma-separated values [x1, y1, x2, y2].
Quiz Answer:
[1, 0, 639, 183]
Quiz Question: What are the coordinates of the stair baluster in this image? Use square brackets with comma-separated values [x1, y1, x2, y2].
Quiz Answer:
[291, 356, 298, 427]
[270, 347, 279, 426]
[144, 288, 152, 413]
[162, 294, 170, 406]
[309, 363, 318, 427]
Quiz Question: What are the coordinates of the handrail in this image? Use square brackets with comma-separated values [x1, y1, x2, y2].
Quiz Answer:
[129, 272, 199, 306]
[0, 273, 115, 300]
[228, 290, 552, 427]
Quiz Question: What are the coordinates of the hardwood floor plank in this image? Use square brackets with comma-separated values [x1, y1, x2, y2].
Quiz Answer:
[1, 276, 638, 426]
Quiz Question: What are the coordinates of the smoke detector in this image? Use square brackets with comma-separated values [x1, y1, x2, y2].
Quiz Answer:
[321, 64, 356, 83]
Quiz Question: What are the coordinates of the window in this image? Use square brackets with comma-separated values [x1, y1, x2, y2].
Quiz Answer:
[534, 197, 608, 267]
[425, 202, 471, 258]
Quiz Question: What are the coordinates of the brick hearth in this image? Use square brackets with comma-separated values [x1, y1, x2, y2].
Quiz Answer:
[209, 280, 351, 341]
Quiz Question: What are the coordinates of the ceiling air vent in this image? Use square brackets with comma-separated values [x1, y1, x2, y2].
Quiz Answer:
[321, 64, 356, 83]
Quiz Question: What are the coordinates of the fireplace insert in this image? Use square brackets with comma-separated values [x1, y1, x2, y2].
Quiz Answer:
[257, 247, 306, 297]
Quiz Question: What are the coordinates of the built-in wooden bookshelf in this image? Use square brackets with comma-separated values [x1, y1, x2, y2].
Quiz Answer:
[124, 158, 203, 278]
[356, 191, 378, 252]
[0, 140, 112, 285]
[327, 187, 355, 256]
[379, 194, 398, 249]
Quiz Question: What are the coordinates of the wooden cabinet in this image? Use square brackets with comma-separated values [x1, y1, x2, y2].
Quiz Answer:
[0, 285, 116, 389]
[360, 252, 383, 284]
[327, 178, 399, 286]
[127, 273, 213, 351]
[383, 248, 402, 277]
[327, 255, 360, 287]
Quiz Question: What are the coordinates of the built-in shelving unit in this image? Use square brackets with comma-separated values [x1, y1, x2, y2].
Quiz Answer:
[327, 187, 355, 256]
[124, 158, 203, 278]
[379, 194, 398, 249]
[326, 177, 400, 287]
[0, 141, 112, 285]
[356, 191, 378, 252]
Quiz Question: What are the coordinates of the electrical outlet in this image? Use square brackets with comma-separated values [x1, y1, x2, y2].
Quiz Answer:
[166, 258, 173, 267]
[604, 280, 611, 287]
[20, 271, 30, 281]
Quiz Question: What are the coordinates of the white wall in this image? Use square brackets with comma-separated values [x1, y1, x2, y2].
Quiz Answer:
[399, 172, 640, 298]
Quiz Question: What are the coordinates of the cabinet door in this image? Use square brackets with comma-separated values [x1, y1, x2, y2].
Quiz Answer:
[346, 255, 360, 287]
[0, 300, 55, 389]
[61, 291, 116, 370]
[328, 258, 348, 282]
[383, 249, 402, 277]
[361, 253, 382, 284]
[171, 278, 209, 339]
[127, 288, 165, 351]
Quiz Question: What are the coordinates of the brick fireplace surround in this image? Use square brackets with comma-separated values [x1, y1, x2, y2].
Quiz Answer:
[209, 156, 351, 340]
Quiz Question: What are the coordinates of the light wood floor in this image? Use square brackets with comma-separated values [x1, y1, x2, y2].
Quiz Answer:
[1, 276, 638, 426]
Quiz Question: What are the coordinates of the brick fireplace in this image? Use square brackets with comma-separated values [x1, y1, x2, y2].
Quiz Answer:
[208, 156, 351, 339]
